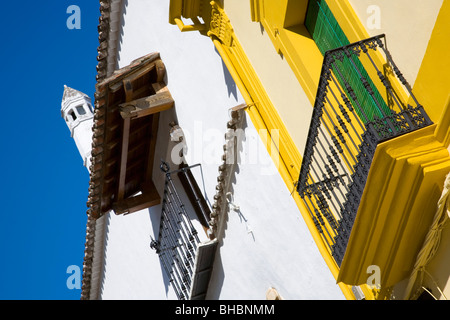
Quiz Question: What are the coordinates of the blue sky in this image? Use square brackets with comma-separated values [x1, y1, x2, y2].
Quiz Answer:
[0, 1, 100, 299]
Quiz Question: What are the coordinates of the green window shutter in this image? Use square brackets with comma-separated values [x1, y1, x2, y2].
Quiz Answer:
[305, 0, 389, 122]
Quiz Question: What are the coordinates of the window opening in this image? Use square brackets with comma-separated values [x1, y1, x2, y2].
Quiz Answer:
[76, 105, 86, 115]
[151, 161, 211, 300]
[305, 0, 390, 121]
[68, 110, 77, 121]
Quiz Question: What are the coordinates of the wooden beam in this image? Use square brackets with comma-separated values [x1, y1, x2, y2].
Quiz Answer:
[119, 90, 174, 119]
[117, 78, 134, 201]
[123, 79, 134, 102]
[112, 180, 161, 215]
[117, 116, 131, 201]
[146, 113, 160, 182]
[155, 60, 166, 82]
[152, 81, 165, 93]
[126, 63, 156, 86]
[144, 82, 165, 181]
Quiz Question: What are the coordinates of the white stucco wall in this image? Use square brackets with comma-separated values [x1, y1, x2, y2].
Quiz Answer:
[100, 206, 174, 299]
[206, 112, 344, 299]
[99, 0, 345, 300]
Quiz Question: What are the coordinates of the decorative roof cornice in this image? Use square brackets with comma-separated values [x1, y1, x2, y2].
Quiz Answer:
[81, 0, 123, 300]
[96, 0, 123, 82]
[209, 106, 246, 240]
[96, 1, 111, 82]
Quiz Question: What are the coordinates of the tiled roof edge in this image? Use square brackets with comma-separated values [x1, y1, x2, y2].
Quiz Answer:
[81, 0, 115, 300]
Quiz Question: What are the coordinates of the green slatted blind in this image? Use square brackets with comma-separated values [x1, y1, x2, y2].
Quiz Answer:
[305, 0, 389, 122]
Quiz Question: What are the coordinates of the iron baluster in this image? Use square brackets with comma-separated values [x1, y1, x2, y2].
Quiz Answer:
[329, 72, 366, 133]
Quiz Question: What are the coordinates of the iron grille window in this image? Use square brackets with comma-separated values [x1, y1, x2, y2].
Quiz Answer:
[151, 161, 210, 300]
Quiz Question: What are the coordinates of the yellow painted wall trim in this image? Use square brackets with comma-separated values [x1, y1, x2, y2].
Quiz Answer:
[253, 0, 322, 105]
[250, 0, 262, 22]
[206, 1, 355, 300]
[338, 124, 450, 292]
[435, 95, 450, 148]
[173, 17, 206, 32]
[208, 2, 301, 181]
[169, 0, 209, 32]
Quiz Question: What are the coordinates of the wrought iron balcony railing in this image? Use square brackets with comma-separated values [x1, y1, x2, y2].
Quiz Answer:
[296, 34, 432, 266]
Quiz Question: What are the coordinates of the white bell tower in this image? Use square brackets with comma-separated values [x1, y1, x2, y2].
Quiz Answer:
[61, 85, 94, 170]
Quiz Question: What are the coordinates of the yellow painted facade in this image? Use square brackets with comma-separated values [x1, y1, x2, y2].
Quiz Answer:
[169, 0, 450, 300]
[411, 0, 450, 125]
